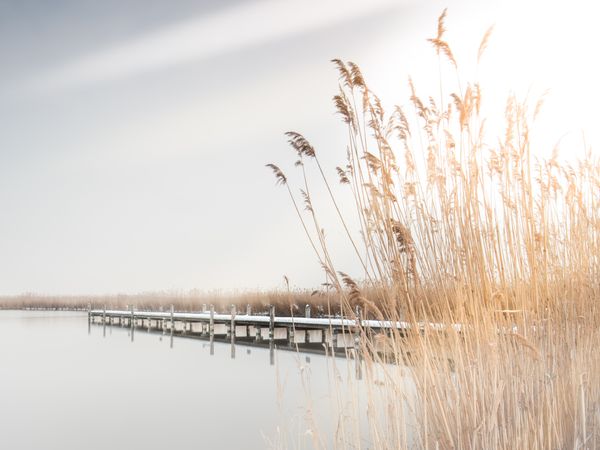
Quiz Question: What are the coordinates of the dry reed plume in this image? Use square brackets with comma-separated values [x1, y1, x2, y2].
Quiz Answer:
[268, 9, 600, 449]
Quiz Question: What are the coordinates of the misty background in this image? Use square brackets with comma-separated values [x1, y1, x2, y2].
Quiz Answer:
[0, 0, 597, 295]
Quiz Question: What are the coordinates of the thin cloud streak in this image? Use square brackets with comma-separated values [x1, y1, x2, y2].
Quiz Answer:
[30, 0, 406, 92]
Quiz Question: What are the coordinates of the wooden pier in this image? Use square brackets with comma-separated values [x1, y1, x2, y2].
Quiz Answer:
[90, 304, 377, 350]
[88, 305, 462, 373]
[87, 304, 451, 352]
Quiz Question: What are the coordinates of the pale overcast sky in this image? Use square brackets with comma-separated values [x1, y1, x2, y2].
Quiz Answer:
[0, 0, 598, 295]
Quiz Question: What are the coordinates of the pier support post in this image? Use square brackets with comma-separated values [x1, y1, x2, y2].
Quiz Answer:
[170, 304, 174, 348]
[354, 306, 362, 349]
[130, 305, 134, 342]
[269, 305, 275, 341]
[209, 304, 215, 356]
[230, 304, 236, 359]
[158, 306, 164, 335]
[230, 305, 236, 342]
[305, 304, 311, 318]
[305, 329, 310, 344]
[354, 306, 363, 380]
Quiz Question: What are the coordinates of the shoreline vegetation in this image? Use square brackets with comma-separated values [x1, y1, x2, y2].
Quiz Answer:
[265, 9, 600, 449]
[0, 290, 351, 316]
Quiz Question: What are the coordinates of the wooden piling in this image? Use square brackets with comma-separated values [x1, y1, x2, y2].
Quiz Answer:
[170, 305, 174, 339]
[255, 324, 262, 342]
[305, 329, 311, 344]
[230, 305, 236, 343]
[130, 305, 134, 342]
[209, 304, 215, 356]
[230, 304, 236, 360]
[354, 305, 362, 350]
[354, 307, 363, 380]
[269, 305, 275, 341]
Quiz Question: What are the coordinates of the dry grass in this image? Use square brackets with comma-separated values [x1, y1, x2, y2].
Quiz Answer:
[268, 9, 600, 449]
[0, 289, 347, 316]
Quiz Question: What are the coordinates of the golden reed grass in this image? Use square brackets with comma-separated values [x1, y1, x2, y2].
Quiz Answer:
[268, 9, 600, 449]
[0, 289, 338, 316]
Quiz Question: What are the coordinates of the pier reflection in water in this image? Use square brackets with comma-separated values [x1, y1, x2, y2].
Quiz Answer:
[1, 310, 385, 450]
[90, 304, 371, 377]
[92, 308, 355, 372]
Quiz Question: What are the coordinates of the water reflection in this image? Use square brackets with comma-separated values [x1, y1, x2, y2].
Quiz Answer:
[1, 311, 417, 449]
[114, 320, 300, 369]
[91, 310, 329, 374]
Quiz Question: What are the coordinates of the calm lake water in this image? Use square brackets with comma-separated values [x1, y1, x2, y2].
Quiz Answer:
[0, 310, 382, 450]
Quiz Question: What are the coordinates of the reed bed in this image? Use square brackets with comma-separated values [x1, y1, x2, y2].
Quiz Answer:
[0, 289, 345, 316]
[268, 9, 600, 449]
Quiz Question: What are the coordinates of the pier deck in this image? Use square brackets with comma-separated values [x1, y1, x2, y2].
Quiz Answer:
[88, 305, 461, 362]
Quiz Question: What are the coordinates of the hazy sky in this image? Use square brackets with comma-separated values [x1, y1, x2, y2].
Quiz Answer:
[1, 0, 598, 295]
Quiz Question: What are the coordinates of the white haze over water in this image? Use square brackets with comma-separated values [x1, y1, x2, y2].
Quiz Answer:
[0, 0, 598, 295]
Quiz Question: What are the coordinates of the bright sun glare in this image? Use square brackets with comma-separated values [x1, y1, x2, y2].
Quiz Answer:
[366, 0, 599, 159]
